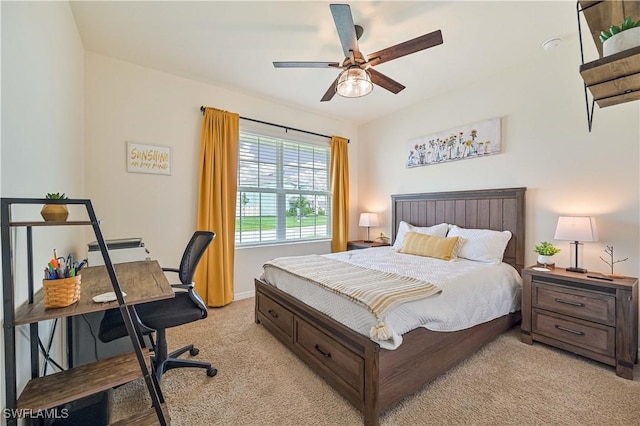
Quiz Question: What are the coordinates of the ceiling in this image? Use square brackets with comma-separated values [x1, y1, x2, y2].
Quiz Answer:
[69, 1, 579, 125]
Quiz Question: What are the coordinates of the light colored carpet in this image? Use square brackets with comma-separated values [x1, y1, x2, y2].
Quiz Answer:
[112, 298, 640, 425]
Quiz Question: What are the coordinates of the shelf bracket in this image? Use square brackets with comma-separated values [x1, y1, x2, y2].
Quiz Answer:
[583, 84, 596, 132]
[577, 1, 596, 132]
[576, 0, 607, 132]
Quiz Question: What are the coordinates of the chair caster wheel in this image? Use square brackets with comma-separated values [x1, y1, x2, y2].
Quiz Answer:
[190, 347, 199, 356]
[207, 367, 217, 377]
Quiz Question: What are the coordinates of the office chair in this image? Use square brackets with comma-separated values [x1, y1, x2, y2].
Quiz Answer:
[99, 230, 217, 381]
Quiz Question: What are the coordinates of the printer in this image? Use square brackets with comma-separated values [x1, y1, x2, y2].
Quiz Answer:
[87, 237, 149, 266]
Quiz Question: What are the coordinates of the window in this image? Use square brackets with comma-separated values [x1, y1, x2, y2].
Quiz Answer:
[236, 130, 331, 246]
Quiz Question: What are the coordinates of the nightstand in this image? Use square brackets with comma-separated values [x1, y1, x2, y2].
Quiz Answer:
[521, 267, 638, 379]
[346, 240, 391, 250]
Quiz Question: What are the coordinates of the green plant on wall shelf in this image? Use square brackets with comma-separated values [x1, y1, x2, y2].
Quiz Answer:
[599, 16, 640, 43]
[534, 241, 561, 256]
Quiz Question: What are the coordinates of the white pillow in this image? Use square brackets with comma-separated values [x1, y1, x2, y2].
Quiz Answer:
[447, 225, 512, 264]
[393, 221, 449, 251]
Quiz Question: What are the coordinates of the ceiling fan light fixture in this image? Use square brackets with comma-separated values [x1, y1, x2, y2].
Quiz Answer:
[336, 66, 373, 98]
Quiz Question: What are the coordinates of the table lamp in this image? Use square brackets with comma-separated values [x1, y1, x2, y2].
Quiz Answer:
[554, 216, 598, 273]
[359, 213, 379, 243]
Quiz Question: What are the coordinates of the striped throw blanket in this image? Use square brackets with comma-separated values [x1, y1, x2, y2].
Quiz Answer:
[263, 254, 442, 340]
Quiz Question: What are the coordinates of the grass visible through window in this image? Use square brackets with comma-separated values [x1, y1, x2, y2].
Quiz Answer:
[236, 216, 327, 231]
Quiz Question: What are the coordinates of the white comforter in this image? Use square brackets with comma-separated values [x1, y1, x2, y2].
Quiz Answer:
[262, 247, 522, 350]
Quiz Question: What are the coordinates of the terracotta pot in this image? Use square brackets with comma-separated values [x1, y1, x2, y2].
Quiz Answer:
[40, 204, 69, 222]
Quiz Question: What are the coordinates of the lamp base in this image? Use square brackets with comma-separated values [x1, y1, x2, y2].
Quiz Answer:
[566, 266, 588, 273]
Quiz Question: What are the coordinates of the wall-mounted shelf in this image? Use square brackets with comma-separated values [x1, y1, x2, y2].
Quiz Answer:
[580, 45, 640, 107]
[577, 1, 640, 130]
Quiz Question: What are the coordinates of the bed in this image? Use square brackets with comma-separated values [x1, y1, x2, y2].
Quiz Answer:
[254, 187, 526, 425]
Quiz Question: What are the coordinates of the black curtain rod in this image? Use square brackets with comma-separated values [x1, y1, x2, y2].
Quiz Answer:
[199, 106, 348, 143]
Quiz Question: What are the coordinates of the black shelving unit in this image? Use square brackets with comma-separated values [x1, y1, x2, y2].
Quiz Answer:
[1, 198, 167, 425]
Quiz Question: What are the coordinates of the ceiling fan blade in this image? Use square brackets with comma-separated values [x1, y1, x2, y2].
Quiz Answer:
[366, 30, 443, 67]
[368, 68, 405, 94]
[320, 76, 339, 102]
[273, 61, 341, 68]
[330, 4, 362, 61]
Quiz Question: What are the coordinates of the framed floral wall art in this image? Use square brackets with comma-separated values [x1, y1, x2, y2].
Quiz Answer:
[406, 118, 501, 168]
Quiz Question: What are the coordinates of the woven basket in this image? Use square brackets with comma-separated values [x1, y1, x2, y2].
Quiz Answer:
[43, 275, 81, 308]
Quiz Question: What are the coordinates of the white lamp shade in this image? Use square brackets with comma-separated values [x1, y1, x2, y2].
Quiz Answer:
[554, 216, 599, 242]
[359, 213, 379, 227]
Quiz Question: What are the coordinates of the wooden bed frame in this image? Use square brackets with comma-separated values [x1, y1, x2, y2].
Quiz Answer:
[254, 187, 526, 425]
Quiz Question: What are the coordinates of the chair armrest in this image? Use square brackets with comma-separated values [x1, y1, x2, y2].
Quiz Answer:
[162, 267, 180, 274]
[171, 283, 194, 290]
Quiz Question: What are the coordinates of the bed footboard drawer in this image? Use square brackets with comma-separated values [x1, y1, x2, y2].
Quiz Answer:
[257, 292, 294, 340]
[294, 317, 365, 402]
[532, 310, 615, 357]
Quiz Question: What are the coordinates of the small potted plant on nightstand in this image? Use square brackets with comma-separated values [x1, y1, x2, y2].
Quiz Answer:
[534, 241, 561, 267]
[376, 232, 390, 244]
[41, 192, 69, 222]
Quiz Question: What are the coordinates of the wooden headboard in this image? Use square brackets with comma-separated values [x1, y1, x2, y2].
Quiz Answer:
[391, 187, 526, 273]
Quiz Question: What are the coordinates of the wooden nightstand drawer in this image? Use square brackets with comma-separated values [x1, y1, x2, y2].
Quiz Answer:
[532, 310, 615, 357]
[532, 282, 615, 326]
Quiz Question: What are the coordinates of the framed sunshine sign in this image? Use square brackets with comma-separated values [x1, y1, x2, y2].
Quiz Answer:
[127, 141, 171, 175]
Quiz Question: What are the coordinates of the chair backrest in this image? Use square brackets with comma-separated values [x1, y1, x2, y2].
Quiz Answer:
[178, 231, 215, 285]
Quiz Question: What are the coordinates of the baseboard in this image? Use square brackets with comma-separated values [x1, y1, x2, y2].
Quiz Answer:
[235, 289, 255, 300]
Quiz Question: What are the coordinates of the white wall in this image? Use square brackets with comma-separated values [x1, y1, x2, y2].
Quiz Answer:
[357, 35, 640, 278]
[1, 0, 85, 414]
[84, 53, 359, 298]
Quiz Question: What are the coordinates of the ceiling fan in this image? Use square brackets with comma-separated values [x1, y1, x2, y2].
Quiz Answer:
[273, 3, 443, 102]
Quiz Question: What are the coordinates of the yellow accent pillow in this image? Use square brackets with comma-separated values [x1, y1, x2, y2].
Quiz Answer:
[399, 232, 460, 261]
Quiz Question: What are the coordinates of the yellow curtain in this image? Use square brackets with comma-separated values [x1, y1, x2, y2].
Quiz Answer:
[330, 136, 349, 252]
[195, 107, 239, 307]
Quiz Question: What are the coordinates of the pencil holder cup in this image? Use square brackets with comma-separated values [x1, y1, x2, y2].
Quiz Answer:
[43, 275, 81, 308]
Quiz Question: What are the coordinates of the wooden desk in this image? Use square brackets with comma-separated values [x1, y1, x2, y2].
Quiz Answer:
[14, 260, 174, 325]
[12, 260, 174, 415]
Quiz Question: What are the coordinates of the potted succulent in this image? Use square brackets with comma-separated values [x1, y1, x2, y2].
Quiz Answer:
[600, 16, 640, 57]
[534, 241, 561, 265]
[41, 193, 69, 222]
